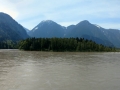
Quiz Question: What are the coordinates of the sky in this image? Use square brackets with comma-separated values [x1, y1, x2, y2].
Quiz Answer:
[0, 0, 120, 30]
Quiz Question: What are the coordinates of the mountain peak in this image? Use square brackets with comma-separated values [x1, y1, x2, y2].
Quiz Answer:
[40, 20, 56, 24]
[29, 20, 65, 38]
[80, 20, 90, 24]
[0, 12, 29, 41]
[0, 12, 14, 23]
[77, 20, 91, 26]
[0, 12, 6, 15]
[0, 12, 11, 17]
[36, 20, 59, 27]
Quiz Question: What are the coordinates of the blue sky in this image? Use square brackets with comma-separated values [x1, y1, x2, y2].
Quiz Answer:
[0, 0, 120, 30]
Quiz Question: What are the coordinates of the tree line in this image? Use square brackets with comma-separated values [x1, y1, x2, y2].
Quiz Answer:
[0, 40, 17, 49]
[18, 37, 116, 52]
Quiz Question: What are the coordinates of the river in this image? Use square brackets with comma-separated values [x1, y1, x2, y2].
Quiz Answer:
[0, 49, 120, 90]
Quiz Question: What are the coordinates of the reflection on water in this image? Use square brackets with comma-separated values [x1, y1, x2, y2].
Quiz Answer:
[0, 49, 120, 90]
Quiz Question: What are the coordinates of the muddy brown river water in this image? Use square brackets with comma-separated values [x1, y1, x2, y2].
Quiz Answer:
[0, 49, 120, 90]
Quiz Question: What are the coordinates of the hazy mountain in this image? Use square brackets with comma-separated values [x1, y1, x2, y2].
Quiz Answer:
[65, 25, 76, 36]
[24, 27, 30, 33]
[27, 20, 120, 48]
[1, 12, 119, 48]
[99, 28, 120, 48]
[0, 12, 29, 41]
[65, 20, 120, 47]
[65, 20, 114, 47]
[28, 20, 65, 38]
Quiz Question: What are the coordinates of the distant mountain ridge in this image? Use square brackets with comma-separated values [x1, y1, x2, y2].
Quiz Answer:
[0, 12, 120, 48]
[28, 20, 65, 38]
[0, 12, 29, 41]
[65, 20, 114, 47]
[28, 20, 120, 48]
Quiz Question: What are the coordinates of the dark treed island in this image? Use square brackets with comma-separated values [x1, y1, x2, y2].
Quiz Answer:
[18, 37, 115, 52]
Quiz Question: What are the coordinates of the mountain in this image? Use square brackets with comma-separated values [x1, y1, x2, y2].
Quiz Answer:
[65, 20, 114, 47]
[66, 20, 120, 47]
[99, 28, 120, 48]
[24, 27, 30, 33]
[0, 12, 29, 41]
[65, 25, 76, 36]
[28, 20, 65, 38]
[28, 20, 120, 48]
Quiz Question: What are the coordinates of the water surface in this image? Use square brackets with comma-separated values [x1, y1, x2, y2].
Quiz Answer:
[0, 49, 120, 90]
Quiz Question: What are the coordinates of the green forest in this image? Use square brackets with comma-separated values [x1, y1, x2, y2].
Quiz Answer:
[18, 37, 116, 52]
[0, 40, 17, 49]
